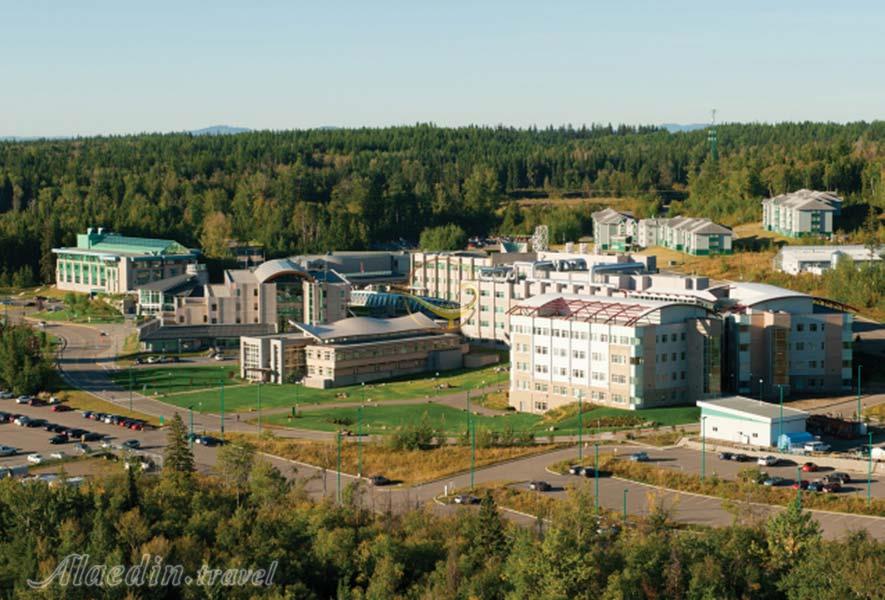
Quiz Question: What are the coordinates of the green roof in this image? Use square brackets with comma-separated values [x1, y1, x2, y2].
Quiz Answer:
[69, 231, 193, 256]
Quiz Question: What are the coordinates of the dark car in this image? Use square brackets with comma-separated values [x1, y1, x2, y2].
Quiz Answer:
[369, 475, 391, 486]
[731, 454, 751, 462]
[51, 404, 73, 412]
[26, 419, 48, 428]
[198, 435, 221, 447]
[121, 440, 141, 450]
[82, 411, 94, 419]
[90, 412, 106, 421]
[827, 472, 851, 484]
[43, 422, 59, 431]
[67, 428, 88, 438]
[83, 432, 104, 442]
[791, 479, 809, 490]
[806, 480, 825, 492]
[28, 398, 47, 407]
[453, 494, 480, 505]
[568, 465, 585, 475]
[49, 434, 68, 445]
[718, 452, 734, 460]
[0, 411, 11, 423]
[529, 480, 552, 492]
[822, 481, 842, 493]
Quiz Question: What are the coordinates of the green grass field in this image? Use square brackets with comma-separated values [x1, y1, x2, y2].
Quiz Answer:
[263, 403, 540, 434]
[110, 365, 240, 395]
[549, 405, 700, 433]
[125, 363, 509, 413]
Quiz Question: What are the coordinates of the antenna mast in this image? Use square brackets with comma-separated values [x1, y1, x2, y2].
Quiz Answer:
[708, 108, 718, 161]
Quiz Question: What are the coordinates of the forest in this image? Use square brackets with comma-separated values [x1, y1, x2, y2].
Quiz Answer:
[1, 417, 883, 599]
[0, 121, 883, 284]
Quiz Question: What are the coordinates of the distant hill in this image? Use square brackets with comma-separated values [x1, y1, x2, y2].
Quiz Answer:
[190, 125, 251, 136]
[661, 123, 709, 133]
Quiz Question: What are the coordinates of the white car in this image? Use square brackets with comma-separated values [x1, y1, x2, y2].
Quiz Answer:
[757, 455, 779, 467]
[13, 416, 30, 426]
[804, 441, 831, 453]
[49, 451, 65, 461]
[213, 354, 226, 361]
[99, 440, 113, 449]
[15, 395, 32, 404]
[0, 391, 13, 399]
[72, 443, 91, 455]
[27, 453, 44, 465]
[0, 445, 17, 457]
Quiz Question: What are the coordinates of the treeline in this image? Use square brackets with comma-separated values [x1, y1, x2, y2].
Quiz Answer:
[0, 419, 882, 598]
[0, 122, 882, 283]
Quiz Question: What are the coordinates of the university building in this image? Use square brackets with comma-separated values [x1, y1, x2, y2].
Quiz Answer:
[53, 228, 199, 294]
[762, 189, 841, 237]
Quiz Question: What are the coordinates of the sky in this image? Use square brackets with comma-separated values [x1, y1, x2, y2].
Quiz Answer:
[2, 0, 884, 137]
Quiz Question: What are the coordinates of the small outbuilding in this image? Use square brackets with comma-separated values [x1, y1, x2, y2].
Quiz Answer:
[696, 396, 808, 447]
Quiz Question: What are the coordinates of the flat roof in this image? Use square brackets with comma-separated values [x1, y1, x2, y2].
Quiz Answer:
[293, 313, 442, 343]
[140, 323, 276, 341]
[726, 282, 809, 307]
[778, 245, 883, 261]
[697, 396, 808, 422]
[508, 293, 708, 326]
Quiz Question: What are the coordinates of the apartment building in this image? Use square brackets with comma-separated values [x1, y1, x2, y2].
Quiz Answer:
[638, 217, 733, 255]
[509, 294, 722, 413]
[718, 283, 852, 397]
[773, 245, 883, 275]
[53, 228, 199, 294]
[591, 208, 636, 251]
[241, 313, 466, 388]
[762, 189, 841, 237]
[410, 249, 535, 302]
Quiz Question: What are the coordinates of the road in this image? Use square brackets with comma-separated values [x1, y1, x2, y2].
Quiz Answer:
[4, 314, 884, 540]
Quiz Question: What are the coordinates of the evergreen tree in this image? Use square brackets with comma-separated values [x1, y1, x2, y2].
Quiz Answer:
[163, 413, 195, 476]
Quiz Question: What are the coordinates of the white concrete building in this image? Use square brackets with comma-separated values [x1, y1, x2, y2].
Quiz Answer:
[773, 245, 883, 275]
[762, 189, 841, 238]
[697, 396, 808, 447]
[410, 249, 535, 302]
[508, 294, 722, 413]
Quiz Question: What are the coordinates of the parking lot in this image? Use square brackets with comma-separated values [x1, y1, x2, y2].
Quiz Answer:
[0, 400, 166, 471]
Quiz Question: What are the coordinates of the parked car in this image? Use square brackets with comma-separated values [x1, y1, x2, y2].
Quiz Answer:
[757, 455, 779, 467]
[369, 475, 391, 486]
[99, 440, 113, 449]
[453, 494, 479, 505]
[213, 354, 226, 361]
[145, 356, 160, 364]
[13, 415, 30, 426]
[49, 435, 68, 445]
[718, 452, 734, 460]
[49, 451, 65, 460]
[806, 480, 825, 492]
[0, 391, 14, 399]
[72, 443, 91, 455]
[826, 472, 851, 484]
[628, 452, 649, 462]
[29, 398, 46, 407]
[198, 435, 221, 447]
[129, 421, 145, 431]
[731, 454, 751, 462]
[27, 453, 44, 465]
[822, 481, 842, 493]
[83, 432, 104, 442]
[528, 480, 552, 492]
[67, 428, 87, 439]
[801, 462, 818, 472]
[51, 404, 73, 412]
[26, 419, 47, 428]
[15, 395, 32, 404]
[804, 441, 831, 453]
[568, 465, 585, 475]
[82, 411, 94, 419]
[791, 479, 809, 490]
[763, 476, 785, 487]
[121, 440, 141, 450]
[47, 396, 61, 405]
[0, 445, 17, 457]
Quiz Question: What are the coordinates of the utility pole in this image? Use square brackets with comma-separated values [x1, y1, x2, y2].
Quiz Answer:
[577, 389, 583, 461]
[257, 380, 262, 437]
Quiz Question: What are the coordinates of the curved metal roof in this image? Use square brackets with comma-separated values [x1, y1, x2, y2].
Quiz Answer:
[252, 258, 313, 284]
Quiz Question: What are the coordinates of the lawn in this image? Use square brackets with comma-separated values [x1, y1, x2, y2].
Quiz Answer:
[262, 402, 541, 434]
[143, 363, 510, 414]
[538, 404, 700, 436]
[31, 307, 123, 324]
[110, 365, 240, 395]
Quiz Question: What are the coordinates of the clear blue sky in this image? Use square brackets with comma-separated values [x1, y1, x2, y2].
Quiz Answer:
[2, 0, 883, 136]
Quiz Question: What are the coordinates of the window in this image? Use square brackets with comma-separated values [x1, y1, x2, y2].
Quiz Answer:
[796, 323, 804, 332]
[795, 342, 804, 351]
[534, 401, 548, 411]
[660, 354, 667, 363]
[253, 289, 258, 297]
[572, 369, 585, 379]
[535, 346, 548, 355]
[535, 365, 549, 374]
[810, 323, 818, 332]
[572, 350, 586, 359]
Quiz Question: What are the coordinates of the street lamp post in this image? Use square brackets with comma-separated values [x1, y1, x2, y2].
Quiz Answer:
[758, 377, 764, 401]
[623, 488, 628, 522]
[188, 404, 195, 448]
[257, 380, 262, 437]
[219, 378, 225, 441]
[857, 365, 863, 421]
[336, 430, 342, 504]
[796, 466, 802, 509]
[594, 443, 599, 515]
[868, 432, 874, 506]
[577, 389, 583, 461]
[701, 416, 707, 481]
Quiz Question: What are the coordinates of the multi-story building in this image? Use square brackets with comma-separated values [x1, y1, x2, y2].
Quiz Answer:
[241, 313, 466, 387]
[638, 216, 733, 255]
[508, 294, 722, 412]
[53, 228, 199, 294]
[773, 245, 883, 275]
[762, 189, 841, 237]
[717, 282, 852, 397]
[591, 208, 636, 251]
[410, 249, 535, 302]
[459, 253, 657, 346]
